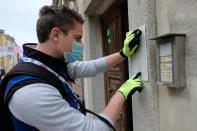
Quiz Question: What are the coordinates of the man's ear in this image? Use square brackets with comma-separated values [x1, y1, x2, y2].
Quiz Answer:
[50, 27, 59, 43]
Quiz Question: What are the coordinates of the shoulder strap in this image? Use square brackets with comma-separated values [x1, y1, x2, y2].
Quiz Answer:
[3, 62, 69, 101]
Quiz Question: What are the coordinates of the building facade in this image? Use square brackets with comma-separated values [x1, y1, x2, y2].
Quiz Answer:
[52, 0, 197, 130]
[77, 0, 197, 131]
[0, 29, 19, 73]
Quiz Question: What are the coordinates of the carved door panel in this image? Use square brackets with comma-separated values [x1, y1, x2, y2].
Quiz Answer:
[101, 0, 132, 131]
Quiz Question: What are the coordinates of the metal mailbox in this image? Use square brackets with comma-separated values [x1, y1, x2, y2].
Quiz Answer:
[151, 33, 186, 88]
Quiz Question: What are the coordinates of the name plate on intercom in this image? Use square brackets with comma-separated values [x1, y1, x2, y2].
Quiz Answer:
[159, 42, 173, 83]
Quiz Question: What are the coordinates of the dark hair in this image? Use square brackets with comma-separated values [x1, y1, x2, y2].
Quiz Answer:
[36, 5, 84, 43]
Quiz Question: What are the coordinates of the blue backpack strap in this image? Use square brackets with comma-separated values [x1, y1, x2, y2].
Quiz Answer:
[3, 62, 77, 107]
[3, 62, 72, 100]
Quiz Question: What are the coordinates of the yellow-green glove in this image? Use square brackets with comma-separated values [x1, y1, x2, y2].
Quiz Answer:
[118, 72, 143, 99]
[120, 29, 142, 58]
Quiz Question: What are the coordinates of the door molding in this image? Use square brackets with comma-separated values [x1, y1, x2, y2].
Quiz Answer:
[84, 0, 126, 16]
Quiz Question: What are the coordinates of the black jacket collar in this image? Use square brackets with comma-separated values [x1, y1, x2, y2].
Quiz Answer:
[22, 43, 74, 82]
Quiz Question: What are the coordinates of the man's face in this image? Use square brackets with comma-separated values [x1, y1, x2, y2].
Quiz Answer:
[59, 22, 83, 53]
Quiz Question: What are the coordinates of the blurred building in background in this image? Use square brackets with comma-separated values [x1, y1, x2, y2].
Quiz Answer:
[0, 29, 20, 73]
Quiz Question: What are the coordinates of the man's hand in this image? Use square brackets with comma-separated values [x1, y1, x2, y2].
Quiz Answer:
[120, 29, 142, 58]
[118, 72, 143, 99]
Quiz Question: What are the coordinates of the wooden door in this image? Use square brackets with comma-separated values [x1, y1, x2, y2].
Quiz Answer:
[101, 1, 133, 131]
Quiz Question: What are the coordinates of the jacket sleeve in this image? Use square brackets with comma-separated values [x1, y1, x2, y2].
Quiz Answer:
[67, 57, 108, 79]
[9, 83, 114, 131]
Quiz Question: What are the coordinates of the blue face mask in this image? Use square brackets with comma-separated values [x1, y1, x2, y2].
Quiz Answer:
[63, 41, 84, 63]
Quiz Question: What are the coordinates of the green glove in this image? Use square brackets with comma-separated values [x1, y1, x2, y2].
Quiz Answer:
[120, 29, 142, 58]
[118, 72, 143, 99]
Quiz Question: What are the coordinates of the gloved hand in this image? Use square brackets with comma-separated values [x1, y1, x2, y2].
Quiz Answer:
[118, 72, 143, 99]
[120, 29, 142, 58]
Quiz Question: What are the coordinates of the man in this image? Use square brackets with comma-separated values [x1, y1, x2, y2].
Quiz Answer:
[3, 5, 143, 131]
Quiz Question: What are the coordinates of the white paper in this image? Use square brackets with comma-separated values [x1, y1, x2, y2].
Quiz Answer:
[128, 25, 149, 81]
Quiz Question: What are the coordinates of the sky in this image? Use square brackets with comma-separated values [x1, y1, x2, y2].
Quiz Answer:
[0, 0, 52, 46]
